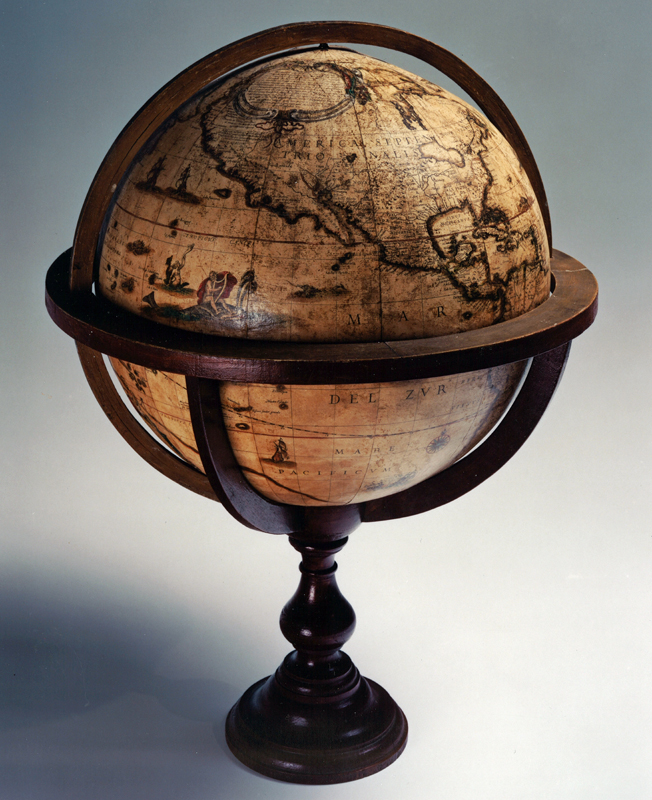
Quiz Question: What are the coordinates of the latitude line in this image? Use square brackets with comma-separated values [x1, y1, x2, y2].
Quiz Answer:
[221, 411, 482, 440]
[114, 200, 508, 249]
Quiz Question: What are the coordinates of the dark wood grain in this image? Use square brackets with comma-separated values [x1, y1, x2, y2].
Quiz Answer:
[187, 375, 365, 536]
[186, 375, 301, 533]
[69, 21, 552, 296]
[225, 535, 407, 783]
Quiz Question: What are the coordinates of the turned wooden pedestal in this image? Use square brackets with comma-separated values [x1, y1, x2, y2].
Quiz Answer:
[225, 536, 407, 783]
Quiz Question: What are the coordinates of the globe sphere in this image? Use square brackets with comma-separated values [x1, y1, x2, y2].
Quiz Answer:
[100, 47, 549, 506]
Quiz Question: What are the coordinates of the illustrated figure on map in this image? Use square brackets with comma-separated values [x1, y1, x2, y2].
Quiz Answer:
[139, 155, 166, 191]
[426, 430, 450, 454]
[196, 269, 238, 316]
[236, 269, 258, 309]
[174, 165, 192, 195]
[164, 244, 194, 289]
[271, 438, 289, 464]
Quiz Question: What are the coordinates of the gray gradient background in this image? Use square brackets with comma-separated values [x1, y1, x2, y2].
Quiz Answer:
[2, 0, 651, 797]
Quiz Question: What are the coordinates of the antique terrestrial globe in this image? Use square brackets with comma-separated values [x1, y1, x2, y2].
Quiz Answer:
[46, 22, 598, 784]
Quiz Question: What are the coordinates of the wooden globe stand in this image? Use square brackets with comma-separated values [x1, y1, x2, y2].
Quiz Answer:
[225, 530, 408, 783]
[45, 22, 598, 784]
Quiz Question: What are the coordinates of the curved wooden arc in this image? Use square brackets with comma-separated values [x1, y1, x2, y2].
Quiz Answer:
[70, 20, 551, 295]
[187, 375, 364, 537]
[75, 340, 217, 501]
[186, 375, 300, 533]
[363, 343, 570, 521]
[185, 345, 571, 529]
[47, 249, 598, 384]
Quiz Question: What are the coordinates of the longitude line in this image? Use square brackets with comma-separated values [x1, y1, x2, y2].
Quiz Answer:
[355, 382, 382, 497]
[350, 90, 382, 340]
[247, 383, 279, 504]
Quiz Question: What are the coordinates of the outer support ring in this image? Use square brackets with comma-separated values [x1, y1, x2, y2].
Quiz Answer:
[47, 249, 596, 384]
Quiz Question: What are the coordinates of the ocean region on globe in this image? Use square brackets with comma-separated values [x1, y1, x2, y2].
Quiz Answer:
[110, 358, 527, 506]
[100, 47, 547, 505]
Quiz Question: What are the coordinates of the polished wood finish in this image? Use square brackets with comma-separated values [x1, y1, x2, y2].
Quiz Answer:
[186, 374, 300, 532]
[188, 374, 367, 535]
[183, 346, 567, 783]
[225, 534, 407, 783]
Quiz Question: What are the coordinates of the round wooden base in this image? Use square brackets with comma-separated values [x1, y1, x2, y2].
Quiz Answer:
[225, 657, 408, 784]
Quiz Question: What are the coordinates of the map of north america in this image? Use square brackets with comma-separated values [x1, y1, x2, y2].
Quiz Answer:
[98, 48, 549, 344]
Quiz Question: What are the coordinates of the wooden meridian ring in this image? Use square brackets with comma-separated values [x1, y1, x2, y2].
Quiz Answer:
[70, 20, 551, 294]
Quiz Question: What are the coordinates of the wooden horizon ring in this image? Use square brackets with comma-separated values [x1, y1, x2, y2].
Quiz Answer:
[48, 249, 597, 383]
